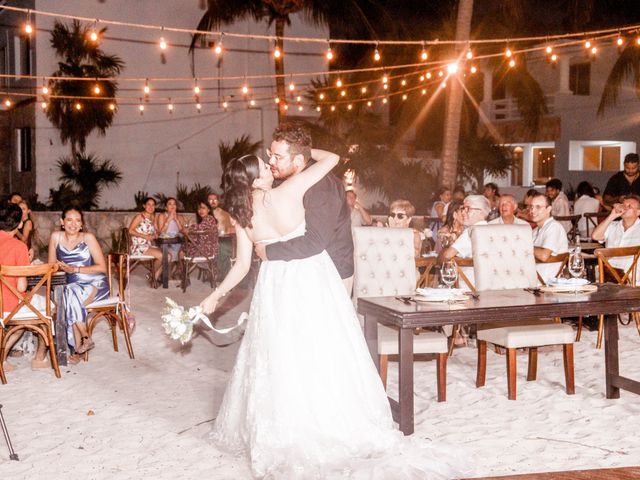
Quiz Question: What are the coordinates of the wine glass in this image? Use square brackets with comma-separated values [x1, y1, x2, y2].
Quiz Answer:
[441, 260, 458, 289]
[568, 252, 585, 280]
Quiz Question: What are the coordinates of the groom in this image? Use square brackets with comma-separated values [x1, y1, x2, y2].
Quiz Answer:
[254, 123, 354, 293]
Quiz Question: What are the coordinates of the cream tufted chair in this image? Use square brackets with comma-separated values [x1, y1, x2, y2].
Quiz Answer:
[470, 224, 575, 400]
[352, 227, 448, 401]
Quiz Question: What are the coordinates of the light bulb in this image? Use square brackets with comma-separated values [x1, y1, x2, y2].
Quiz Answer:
[551, 53, 558, 62]
[168, 103, 174, 112]
[401, 79, 407, 86]
[505, 48, 512, 58]
[284, 104, 289, 110]
[222, 101, 228, 109]
[4, 99, 11, 107]
[75, 102, 82, 110]
[440, 81, 447, 88]
[466, 49, 473, 60]
[470, 66, 477, 74]
[382, 98, 387, 104]
[326, 48, 334, 60]
[585, 40, 591, 49]
[274, 46, 281, 59]
[509, 59, 516, 68]
[289, 82, 295, 91]
[438, 70, 444, 77]
[402, 94, 407, 100]
[90, 31, 98, 42]
[316, 106, 321, 112]
[382, 75, 388, 84]
[374, 49, 381, 61]
[340, 90, 346, 97]
[361, 86, 367, 93]
[241, 85, 248, 95]
[617, 37, 624, 47]
[214, 43, 222, 55]
[426, 72, 432, 79]
[319, 93, 325, 100]
[159, 37, 167, 50]
[144, 85, 150, 95]
[41, 101, 47, 109]
[420, 75, 425, 82]
[637, 37, 640, 45]
[250, 99, 255, 106]
[591, 46, 598, 55]
[108, 103, 115, 111]
[194, 85, 201, 94]
[296, 96, 301, 102]
[42, 86, 49, 95]
[275, 97, 281, 104]
[383, 84, 388, 90]
[139, 104, 144, 112]
[347, 104, 353, 110]
[94, 85, 101, 94]
[298, 105, 303, 111]
[421, 49, 428, 61]
[336, 79, 342, 87]
[447, 62, 459, 74]
[421, 89, 427, 95]
[330, 105, 336, 111]
[25, 23, 33, 35]
[367, 101, 372, 107]
[546, 45, 553, 54]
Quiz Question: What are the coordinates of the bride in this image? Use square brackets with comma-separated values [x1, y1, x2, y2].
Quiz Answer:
[200, 149, 459, 479]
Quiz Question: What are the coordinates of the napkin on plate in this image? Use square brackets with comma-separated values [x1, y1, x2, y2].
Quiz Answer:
[416, 287, 465, 297]
[548, 277, 589, 286]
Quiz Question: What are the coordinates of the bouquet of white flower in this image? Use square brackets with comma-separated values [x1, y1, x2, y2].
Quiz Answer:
[161, 297, 247, 344]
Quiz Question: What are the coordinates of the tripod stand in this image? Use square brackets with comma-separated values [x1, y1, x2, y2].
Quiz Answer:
[0, 404, 19, 461]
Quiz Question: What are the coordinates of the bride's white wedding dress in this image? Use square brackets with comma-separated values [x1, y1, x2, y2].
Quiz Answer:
[211, 223, 461, 479]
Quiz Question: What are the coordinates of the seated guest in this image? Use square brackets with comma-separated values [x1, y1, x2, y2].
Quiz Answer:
[387, 199, 423, 257]
[603, 153, 640, 207]
[546, 178, 571, 233]
[436, 200, 464, 252]
[16, 200, 34, 250]
[184, 200, 219, 259]
[530, 192, 569, 283]
[1, 204, 49, 370]
[517, 188, 539, 226]
[452, 185, 466, 203]
[49, 207, 110, 363]
[439, 195, 491, 288]
[489, 194, 529, 225]
[430, 187, 452, 222]
[128, 197, 162, 284]
[483, 182, 500, 220]
[7, 192, 22, 205]
[208, 192, 235, 236]
[573, 181, 601, 238]
[156, 197, 188, 262]
[346, 190, 372, 227]
[592, 195, 640, 274]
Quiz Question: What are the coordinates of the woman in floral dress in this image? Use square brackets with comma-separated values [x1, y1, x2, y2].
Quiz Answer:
[128, 197, 162, 284]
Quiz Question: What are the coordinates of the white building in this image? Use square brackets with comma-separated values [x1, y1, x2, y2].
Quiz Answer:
[1, 0, 327, 208]
[479, 40, 639, 192]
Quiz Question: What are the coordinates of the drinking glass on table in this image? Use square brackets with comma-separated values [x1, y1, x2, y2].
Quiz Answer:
[441, 260, 458, 288]
[568, 252, 585, 279]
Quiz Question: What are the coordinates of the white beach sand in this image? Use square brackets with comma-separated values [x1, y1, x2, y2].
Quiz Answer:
[1, 272, 639, 479]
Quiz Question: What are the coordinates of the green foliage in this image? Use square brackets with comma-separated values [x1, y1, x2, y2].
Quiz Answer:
[46, 20, 124, 155]
[176, 183, 213, 212]
[134, 191, 149, 210]
[458, 134, 514, 192]
[50, 152, 123, 210]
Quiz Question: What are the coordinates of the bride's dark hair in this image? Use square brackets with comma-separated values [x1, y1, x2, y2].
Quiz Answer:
[222, 154, 261, 228]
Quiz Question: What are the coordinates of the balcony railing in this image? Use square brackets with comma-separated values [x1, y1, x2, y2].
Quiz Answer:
[490, 95, 555, 121]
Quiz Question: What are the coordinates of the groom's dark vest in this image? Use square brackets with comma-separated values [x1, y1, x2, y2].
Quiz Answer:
[266, 161, 354, 279]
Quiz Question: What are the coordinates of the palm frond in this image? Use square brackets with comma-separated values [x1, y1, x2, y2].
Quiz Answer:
[598, 42, 640, 116]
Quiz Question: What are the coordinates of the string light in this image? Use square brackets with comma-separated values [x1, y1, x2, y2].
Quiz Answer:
[367, 101, 372, 107]
[336, 79, 342, 87]
[426, 72, 432, 79]
[4, 99, 11, 107]
[159, 37, 167, 50]
[550, 53, 558, 62]
[420, 43, 428, 61]
[590, 46, 598, 56]
[347, 104, 353, 110]
[441, 81, 447, 88]
[41, 101, 47, 109]
[438, 70, 444, 77]
[585, 40, 591, 49]
[289, 81, 295, 91]
[41, 85, 49, 95]
[194, 79, 201, 95]
[138, 103, 144, 113]
[382, 98, 387, 104]
[616, 36, 624, 47]
[222, 100, 228, 109]
[383, 84, 388, 90]
[401, 79, 407, 86]
[284, 104, 289, 110]
[470, 65, 477, 74]
[250, 99, 256, 106]
[419, 75, 425, 81]
[508, 58, 516, 68]
[340, 90, 346, 97]
[505, 47, 513, 58]
[108, 103, 115, 111]
[93, 84, 101, 94]
[298, 105, 303, 111]
[89, 30, 98, 42]
[545, 45, 553, 54]
[143, 79, 150, 95]
[75, 102, 82, 110]
[330, 105, 336, 112]
[296, 96, 301, 102]
[466, 49, 473, 60]
[273, 44, 282, 59]
[402, 94, 407, 101]
[275, 96, 281, 103]
[241, 84, 248, 95]
[637, 36, 640, 45]
[318, 93, 324, 100]
[373, 47, 381, 62]
[168, 100, 173, 113]
[361, 86, 367, 93]
[382, 75, 388, 84]
[214, 41, 223, 56]
[316, 106, 321, 112]
[421, 88, 427, 95]
[24, 10, 33, 35]
[326, 46, 334, 61]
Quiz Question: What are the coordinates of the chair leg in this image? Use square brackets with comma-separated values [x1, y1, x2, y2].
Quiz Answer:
[121, 311, 135, 360]
[447, 324, 459, 357]
[634, 312, 640, 337]
[506, 348, 517, 400]
[597, 314, 604, 349]
[437, 353, 447, 402]
[0, 341, 7, 384]
[575, 316, 583, 342]
[46, 326, 61, 379]
[208, 260, 215, 288]
[379, 354, 388, 390]
[110, 315, 119, 352]
[563, 344, 575, 395]
[476, 340, 487, 387]
[527, 347, 538, 381]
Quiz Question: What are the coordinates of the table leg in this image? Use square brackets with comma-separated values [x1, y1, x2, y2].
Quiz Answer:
[604, 314, 620, 399]
[161, 244, 169, 289]
[398, 327, 414, 435]
[363, 313, 380, 371]
[54, 285, 68, 367]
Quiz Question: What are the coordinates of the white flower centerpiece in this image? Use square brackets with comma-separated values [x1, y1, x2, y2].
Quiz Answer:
[162, 297, 246, 344]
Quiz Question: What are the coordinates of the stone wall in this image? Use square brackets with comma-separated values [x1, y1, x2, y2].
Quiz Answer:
[32, 211, 196, 256]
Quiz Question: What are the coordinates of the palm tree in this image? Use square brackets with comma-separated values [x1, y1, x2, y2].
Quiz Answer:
[190, 1, 379, 121]
[46, 20, 124, 161]
[218, 134, 263, 189]
[54, 153, 123, 210]
[598, 42, 640, 115]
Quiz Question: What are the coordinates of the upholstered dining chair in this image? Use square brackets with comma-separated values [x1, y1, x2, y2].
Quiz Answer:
[84, 253, 135, 360]
[591, 246, 640, 348]
[0, 263, 61, 383]
[470, 224, 575, 400]
[352, 227, 448, 401]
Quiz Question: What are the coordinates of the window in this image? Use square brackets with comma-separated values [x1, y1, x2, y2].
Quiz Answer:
[510, 146, 524, 186]
[532, 147, 555, 184]
[0, 47, 6, 88]
[569, 62, 590, 96]
[13, 34, 31, 76]
[582, 145, 622, 171]
[15, 127, 32, 172]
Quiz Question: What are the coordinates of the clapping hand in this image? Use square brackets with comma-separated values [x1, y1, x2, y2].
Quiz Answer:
[57, 261, 75, 273]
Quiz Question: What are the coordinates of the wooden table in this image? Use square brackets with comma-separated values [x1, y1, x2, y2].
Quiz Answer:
[155, 236, 183, 289]
[27, 271, 68, 366]
[357, 284, 640, 435]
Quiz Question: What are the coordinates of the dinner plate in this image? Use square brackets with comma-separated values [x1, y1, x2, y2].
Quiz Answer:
[539, 284, 598, 294]
[413, 294, 468, 303]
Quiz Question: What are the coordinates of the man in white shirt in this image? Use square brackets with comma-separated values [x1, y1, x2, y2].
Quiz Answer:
[440, 195, 490, 289]
[488, 194, 530, 226]
[530, 192, 569, 283]
[592, 195, 640, 273]
[546, 178, 571, 233]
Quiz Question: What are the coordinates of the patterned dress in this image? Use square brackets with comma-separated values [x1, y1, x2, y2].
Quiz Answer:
[56, 239, 109, 349]
[184, 214, 218, 258]
[130, 215, 156, 256]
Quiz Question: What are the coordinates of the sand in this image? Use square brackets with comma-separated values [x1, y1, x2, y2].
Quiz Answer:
[1, 272, 639, 479]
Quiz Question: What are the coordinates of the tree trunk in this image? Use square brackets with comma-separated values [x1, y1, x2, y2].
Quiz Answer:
[274, 18, 286, 121]
[440, 0, 474, 188]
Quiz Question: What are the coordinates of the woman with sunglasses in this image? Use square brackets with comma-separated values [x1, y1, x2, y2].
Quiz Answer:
[388, 199, 423, 257]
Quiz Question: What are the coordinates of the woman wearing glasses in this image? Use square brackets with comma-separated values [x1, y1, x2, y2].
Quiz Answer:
[388, 199, 423, 257]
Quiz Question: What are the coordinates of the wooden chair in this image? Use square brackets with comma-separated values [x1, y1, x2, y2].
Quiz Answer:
[352, 227, 448, 401]
[122, 227, 157, 288]
[553, 214, 581, 243]
[591, 246, 640, 349]
[180, 230, 217, 292]
[470, 225, 575, 400]
[84, 253, 134, 360]
[584, 212, 610, 239]
[0, 263, 61, 383]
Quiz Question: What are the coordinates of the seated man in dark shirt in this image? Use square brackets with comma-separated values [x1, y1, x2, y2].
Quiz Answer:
[603, 153, 640, 207]
[254, 123, 354, 294]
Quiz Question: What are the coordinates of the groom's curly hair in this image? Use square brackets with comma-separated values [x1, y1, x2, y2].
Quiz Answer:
[272, 123, 312, 163]
[222, 155, 260, 229]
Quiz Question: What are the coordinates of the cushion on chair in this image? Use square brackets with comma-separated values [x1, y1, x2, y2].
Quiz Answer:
[471, 224, 538, 291]
[130, 254, 155, 261]
[352, 227, 417, 299]
[86, 296, 120, 309]
[378, 325, 448, 354]
[477, 323, 575, 348]
[2, 305, 52, 322]
[184, 256, 215, 262]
